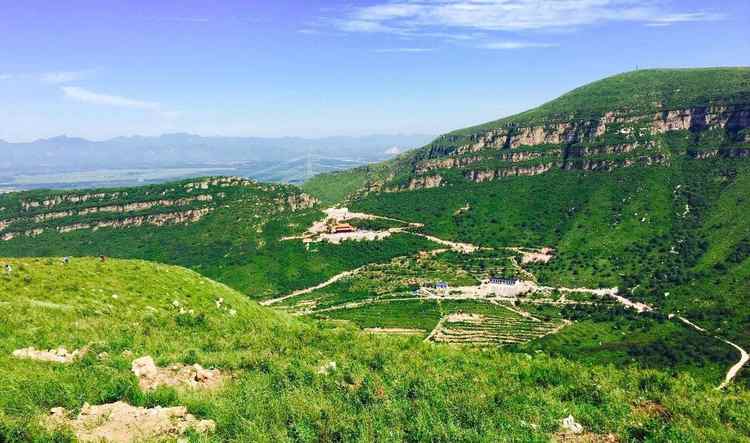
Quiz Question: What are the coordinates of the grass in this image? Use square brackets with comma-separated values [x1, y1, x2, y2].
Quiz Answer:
[2, 257, 750, 441]
[302, 166, 371, 206]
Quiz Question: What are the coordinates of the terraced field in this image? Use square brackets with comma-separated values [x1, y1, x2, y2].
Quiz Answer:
[428, 312, 567, 346]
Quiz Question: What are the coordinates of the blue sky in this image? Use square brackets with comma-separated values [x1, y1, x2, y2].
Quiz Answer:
[1, 0, 748, 142]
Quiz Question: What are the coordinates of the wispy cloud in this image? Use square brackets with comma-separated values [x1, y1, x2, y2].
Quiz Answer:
[374, 47, 435, 53]
[61, 86, 161, 110]
[0, 74, 13, 81]
[480, 41, 558, 50]
[335, 1, 724, 35]
[645, 12, 724, 26]
[41, 70, 90, 84]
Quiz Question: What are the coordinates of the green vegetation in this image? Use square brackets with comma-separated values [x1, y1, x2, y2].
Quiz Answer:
[302, 166, 371, 205]
[1, 68, 749, 441]
[516, 304, 735, 383]
[0, 178, 438, 300]
[351, 158, 750, 348]
[3, 258, 749, 441]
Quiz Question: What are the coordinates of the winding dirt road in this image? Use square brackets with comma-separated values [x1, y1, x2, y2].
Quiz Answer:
[260, 266, 366, 306]
[718, 340, 749, 390]
[672, 315, 748, 389]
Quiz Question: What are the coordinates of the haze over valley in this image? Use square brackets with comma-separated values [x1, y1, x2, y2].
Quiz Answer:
[0, 133, 433, 190]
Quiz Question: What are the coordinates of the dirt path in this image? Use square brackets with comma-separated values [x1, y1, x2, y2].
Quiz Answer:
[508, 256, 537, 282]
[672, 315, 748, 389]
[261, 267, 366, 306]
[425, 315, 448, 342]
[308, 297, 421, 314]
[412, 233, 482, 253]
[718, 339, 749, 389]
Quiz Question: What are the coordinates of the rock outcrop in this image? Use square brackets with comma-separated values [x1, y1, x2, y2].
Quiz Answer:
[131, 356, 225, 391]
[464, 163, 555, 183]
[394, 103, 750, 189]
[47, 401, 215, 442]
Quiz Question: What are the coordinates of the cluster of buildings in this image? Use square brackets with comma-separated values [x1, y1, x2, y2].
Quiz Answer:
[433, 276, 518, 290]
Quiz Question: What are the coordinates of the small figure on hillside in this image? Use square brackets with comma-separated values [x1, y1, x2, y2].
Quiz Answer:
[62, 256, 70, 265]
[100, 255, 107, 262]
[4, 264, 12, 274]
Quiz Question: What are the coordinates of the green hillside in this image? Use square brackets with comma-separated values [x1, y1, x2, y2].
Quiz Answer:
[2, 257, 749, 441]
[0, 177, 438, 300]
[293, 69, 750, 348]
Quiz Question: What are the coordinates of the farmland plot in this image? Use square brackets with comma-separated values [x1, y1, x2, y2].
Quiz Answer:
[428, 311, 567, 346]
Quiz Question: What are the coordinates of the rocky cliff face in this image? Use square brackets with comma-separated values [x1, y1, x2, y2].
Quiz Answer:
[0, 176, 319, 241]
[449, 104, 749, 156]
[398, 104, 750, 190]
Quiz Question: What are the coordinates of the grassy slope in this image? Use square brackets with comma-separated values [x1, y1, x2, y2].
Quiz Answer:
[2, 258, 750, 442]
[302, 166, 371, 206]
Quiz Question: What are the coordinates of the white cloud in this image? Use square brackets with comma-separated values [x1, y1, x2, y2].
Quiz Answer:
[385, 146, 402, 155]
[336, 1, 724, 35]
[480, 41, 558, 50]
[41, 71, 89, 84]
[0, 74, 12, 81]
[645, 12, 723, 26]
[374, 47, 435, 53]
[61, 86, 161, 110]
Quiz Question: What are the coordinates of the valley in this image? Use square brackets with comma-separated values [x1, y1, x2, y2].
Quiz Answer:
[2, 68, 750, 441]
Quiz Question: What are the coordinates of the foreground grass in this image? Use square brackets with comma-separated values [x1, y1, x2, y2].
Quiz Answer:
[1, 258, 749, 442]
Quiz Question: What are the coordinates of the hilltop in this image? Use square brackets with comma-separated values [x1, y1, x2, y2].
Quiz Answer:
[2, 257, 749, 441]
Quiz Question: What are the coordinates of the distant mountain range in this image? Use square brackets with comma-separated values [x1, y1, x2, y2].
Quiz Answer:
[0, 133, 435, 189]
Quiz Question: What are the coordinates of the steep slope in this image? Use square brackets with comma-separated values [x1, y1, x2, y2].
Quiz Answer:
[2, 257, 749, 441]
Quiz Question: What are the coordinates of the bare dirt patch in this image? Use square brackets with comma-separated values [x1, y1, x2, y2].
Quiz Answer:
[509, 247, 555, 264]
[12, 346, 86, 364]
[131, 356, 225, 391]
[282, 207, 419, 245]
[47, 401, 215, 442]
[314, 229, 396, 244]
